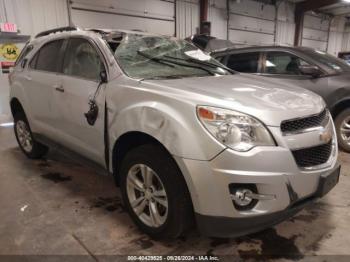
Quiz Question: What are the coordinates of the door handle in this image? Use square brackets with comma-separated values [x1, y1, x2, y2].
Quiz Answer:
[54, 85, 64, 93]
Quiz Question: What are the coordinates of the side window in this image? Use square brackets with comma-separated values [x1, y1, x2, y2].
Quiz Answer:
[29, 53, 39, 69]
[63, 38, 105, 81]
[15, 44, 33, 67]
[265, 52, 311, 75]
[226, 52, 260, 73]
[31, 39, 64, 72]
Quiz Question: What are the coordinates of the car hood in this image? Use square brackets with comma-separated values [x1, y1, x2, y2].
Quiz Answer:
[144, 74, 325, 126]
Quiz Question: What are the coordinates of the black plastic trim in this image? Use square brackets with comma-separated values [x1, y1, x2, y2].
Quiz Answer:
[195, 197, 315, 238]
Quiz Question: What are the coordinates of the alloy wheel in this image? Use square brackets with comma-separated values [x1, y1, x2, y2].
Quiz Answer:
[126, 164, 168, 228]
[340, 116, 350, 146]
[16, 120, 33, 153]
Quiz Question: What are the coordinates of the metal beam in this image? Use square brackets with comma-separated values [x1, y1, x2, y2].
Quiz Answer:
[321, 5, 350, 16]
[295, 0, 342, 13]
[199, 0, 208, 23]
[294, 11, 304, 46]
[199, 0, 209, 34]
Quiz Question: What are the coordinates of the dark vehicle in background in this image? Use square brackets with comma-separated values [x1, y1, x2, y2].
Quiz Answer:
[211, 46, 350, 153]
[338, 51, 350, 65]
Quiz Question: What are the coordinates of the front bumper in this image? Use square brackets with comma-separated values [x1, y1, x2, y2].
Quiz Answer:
[196, 163, 340, 238]
[174, 146, 340, 238]
[196, 195, 314, 238]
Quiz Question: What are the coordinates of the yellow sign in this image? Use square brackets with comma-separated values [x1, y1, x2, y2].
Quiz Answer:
[1, 43, 19, 61]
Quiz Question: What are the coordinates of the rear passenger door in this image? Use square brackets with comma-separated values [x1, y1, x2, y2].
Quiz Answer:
[221, 52, 262, 74]
[56, 37, 107, 165]
[26, 39, 65, 138]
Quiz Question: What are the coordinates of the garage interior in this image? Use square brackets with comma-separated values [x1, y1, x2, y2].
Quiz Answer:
[1, 0, 350, 260]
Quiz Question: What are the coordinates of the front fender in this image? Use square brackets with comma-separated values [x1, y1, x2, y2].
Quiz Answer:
[108, 101, 225, 162]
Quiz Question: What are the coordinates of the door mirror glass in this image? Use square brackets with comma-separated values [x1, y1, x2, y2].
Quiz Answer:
[100, 70, 108, 83]
[298, 65, 322, 77]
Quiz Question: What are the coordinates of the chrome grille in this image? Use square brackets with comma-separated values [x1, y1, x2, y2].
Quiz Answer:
[291, 141, 332, 168]
[281, 110, 328, 134]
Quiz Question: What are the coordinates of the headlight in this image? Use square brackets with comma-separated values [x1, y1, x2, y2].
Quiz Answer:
[197, 106, 276, 152]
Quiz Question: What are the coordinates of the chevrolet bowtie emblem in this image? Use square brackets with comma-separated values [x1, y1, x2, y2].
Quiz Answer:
[320, 129, 332, 143]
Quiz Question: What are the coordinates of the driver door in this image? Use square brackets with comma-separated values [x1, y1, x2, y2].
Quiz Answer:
[54, 37, 107, 166]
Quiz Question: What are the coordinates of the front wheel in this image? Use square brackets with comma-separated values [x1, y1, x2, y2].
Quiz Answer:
[14, 112, 48, 159]
[120, 144, 193, 239]
[335, 108, 350, 153]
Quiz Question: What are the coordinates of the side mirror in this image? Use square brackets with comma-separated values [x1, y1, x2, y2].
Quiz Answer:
[100, 70, 108, 83]
[299, 65, 322, 77]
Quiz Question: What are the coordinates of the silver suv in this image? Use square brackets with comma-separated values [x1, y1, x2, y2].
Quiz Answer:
[9, 27, 340, 239]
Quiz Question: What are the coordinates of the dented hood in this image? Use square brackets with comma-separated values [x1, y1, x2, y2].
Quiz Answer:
[143, 74, 325, 126]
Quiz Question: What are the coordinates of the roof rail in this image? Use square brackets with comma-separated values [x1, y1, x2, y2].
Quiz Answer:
[35, 26, 79, 39]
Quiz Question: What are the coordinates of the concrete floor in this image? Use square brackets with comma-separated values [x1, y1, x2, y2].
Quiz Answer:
[0, 123, 350, 261]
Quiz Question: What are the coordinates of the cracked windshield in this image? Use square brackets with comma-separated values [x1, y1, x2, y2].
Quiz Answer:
[114, 34, 232, 80]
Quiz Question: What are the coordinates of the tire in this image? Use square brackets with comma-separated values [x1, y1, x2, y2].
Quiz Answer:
[14, 112, 49, 159]
[120, 144, 193, 239]
[335, 108, 350, 153]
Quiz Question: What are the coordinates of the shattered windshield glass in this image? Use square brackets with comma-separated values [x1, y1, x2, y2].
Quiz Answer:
[113, 34, 232, 80]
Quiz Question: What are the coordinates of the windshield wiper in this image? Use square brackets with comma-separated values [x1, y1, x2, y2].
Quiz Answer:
[137, 50, 215, 76]
[137, 51, 175, 68]
[140, 74, 205, 81]
[141, 76, 177, 80]
[164, 55, 234, 74]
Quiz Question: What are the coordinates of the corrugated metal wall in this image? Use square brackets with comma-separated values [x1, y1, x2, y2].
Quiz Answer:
[208, 0, 228, 40]
[328, 16, 346, 56]
[209, 0, 295, 47]
[176, 0, 199, 39]
[275, 1, 295, 46]
[70, 0, 176, 36]
[302, 14, 330, 51]
[0, 0, 69, 37]
[227, 0, 275, 46]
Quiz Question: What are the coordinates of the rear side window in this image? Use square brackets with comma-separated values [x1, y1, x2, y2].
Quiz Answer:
[63, 38, 105, 81]
[30, 39, 64, 72]
[226, 52, 260, 73]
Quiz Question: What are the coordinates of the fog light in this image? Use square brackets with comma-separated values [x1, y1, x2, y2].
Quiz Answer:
[229, 184, 276, 211]
[231, 188, 254, 207]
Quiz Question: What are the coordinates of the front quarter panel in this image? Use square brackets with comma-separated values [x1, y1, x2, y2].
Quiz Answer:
[106, 77, 226, 164]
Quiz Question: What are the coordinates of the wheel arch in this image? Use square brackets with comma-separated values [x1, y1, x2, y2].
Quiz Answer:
[112, 131, 176, 185]
[10, 97, 25, 118]
[331, 99, 350, 119]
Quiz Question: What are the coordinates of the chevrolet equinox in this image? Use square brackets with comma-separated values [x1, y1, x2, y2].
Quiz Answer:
[9, 27, 340, 238]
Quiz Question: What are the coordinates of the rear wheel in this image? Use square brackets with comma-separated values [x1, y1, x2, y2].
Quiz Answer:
[120, 144, 193, 239]
[14, 112, 48, 159]
[335, 108, 350, 153]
